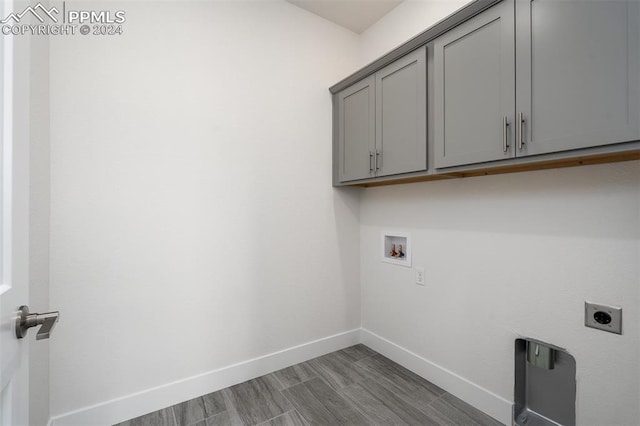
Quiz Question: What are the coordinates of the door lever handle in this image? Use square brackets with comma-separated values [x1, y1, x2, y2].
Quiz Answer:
[16, 306, 60, 340]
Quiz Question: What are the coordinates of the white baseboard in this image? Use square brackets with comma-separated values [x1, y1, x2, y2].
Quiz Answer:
[49, 328, 513, 426]
[49, 329, 361, 426]
[361, 328, 513, 426]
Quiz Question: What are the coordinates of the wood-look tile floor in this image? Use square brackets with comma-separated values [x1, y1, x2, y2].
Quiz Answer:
[115, 345, 503, 426]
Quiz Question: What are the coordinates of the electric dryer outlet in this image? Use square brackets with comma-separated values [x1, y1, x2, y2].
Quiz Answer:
[584, 301, 622, 335]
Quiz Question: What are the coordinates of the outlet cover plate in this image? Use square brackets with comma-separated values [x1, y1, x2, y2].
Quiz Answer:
[415, 267, 425, 286]
[585, 301, 622, 335]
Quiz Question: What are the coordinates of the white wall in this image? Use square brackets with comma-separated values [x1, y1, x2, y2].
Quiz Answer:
[359, 0, 468, 66]
[48, 1, 361, 418]
[360, 163, 640, 425]
[359, 2, 640, 424]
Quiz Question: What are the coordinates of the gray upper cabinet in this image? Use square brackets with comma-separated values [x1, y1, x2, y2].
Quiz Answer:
[337, 47, 426, 182]
[332, 0, 640, 186]
[337, 76, 375, 182]
[433, 0, 515, 168]
[375, 47, 427, 177]
[434, 0, 639, 169]
[515, 0, 640, 156]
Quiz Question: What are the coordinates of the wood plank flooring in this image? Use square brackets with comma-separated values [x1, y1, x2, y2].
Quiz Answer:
[114, 345, 503, 426]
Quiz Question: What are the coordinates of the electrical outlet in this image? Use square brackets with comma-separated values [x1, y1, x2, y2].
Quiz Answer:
[415, 267, 425, 286]
[585, 301, 622, 335]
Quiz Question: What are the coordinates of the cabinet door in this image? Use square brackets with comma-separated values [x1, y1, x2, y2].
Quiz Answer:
[516, 0, 640, 156]
[434, 0, 515, 168]
[338, 76, 375, 182]
[375, 46, 427, 177]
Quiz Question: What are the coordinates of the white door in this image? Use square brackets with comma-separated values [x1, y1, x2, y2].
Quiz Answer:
[0, 0, 31, 423]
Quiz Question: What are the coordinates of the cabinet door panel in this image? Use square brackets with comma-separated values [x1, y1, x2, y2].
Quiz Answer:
[375, 47, 427, 177]
[338, 77, 375, 182]
[434, 0, 515, 168]
[516, 0, 640, 156]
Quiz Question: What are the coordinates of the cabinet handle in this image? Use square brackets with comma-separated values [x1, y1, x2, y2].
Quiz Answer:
[369, 152, 374, 173]
[518, 112, 525, 150]
[375, 150, 380, 171]
[503, 116, 510, 153]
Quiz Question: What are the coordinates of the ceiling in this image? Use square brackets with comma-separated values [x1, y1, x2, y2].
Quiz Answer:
[286, 0, 404, 34]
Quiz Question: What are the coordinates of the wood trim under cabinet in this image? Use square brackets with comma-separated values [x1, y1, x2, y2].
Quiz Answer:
[351, 149, 640, 187]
